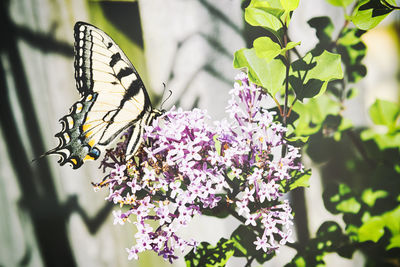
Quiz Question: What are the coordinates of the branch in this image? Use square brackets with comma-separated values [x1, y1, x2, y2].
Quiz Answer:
[282, 24, 291, 157]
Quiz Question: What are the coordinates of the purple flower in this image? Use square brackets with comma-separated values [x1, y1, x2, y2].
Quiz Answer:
[110, 164, 126, 184]
[95, 72, 302, 261]
[254, 236, 268, 252]
[127, 178, 141, 194]
[185, 144, 202, 162]
[113, 210, 125, 225]
[245, 213, 259, 226]
[126, 246, 139, 260]
[156, 202, 172, 225]
[236, 199, 250, 216]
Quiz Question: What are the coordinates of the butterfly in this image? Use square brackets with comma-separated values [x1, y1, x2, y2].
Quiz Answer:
[44, 21, 162, 169]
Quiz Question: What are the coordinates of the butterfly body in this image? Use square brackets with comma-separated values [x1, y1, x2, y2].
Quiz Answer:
[45, 22, 160, 169]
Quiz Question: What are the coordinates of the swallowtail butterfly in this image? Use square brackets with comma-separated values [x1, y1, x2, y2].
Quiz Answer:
[44, 22, 161, 169]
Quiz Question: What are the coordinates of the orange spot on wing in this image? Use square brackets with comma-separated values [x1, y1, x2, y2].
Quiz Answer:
[84, 154, 95, 161]
[88, 139, 95, 147]
[85, 131, 93, 138]
[82, 123, 91, 132]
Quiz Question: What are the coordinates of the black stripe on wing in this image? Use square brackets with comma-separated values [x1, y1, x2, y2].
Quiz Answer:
[74, 23, 94, 95]
[125, 109, 163, 159]
[73, 22, 153, 140]
[73, 22, 149, 98]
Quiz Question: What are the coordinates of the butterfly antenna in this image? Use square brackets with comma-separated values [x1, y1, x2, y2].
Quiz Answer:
[161, 90, 172, 110]
[160, 83, 172, 110]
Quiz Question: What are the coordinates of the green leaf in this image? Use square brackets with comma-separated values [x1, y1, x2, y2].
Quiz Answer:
[387, 234, 400, 250]
[201, 196, 231, 218]
[248, 0, 270, 8]
[281, 41, 301, 55]
[361, 188, 388, 207]
[382, 205, 400, 236]
[287, 222, 352, 266]
[335, 197, 361, 214]
[319, 222, 339, 234]
[253, 37, 300, 62]
[290, 77, 325, 101]
[231, 225, 258, 256]
[337, 28, 367, 83]
[245, 6, 284, 33]
[326, 0, 354, 7]
[338, 183, 351, 195]
[253, 37, 282, 61]
[289, 170, 312, 190]
[306, 51, 343, 97]
[395, 165, 400, 174]
[290, 50, 343, 101]
[358, 216, 385, 242]
[286, 134, 309, 143]
[213, 135, 222, 155]
[231, 225, 273, 264]
[368, 99, 400, 131]
[291, 95, 341, 137]
[361, 130, 400, 150]
[280, 0, 300, 11]
[294, 256, 307, 267]
[248, 0, 287, 17]
[184, 239, 235, 266]
[308, 17, 334, 45]
[356, 206, 400, 247]
[361, 99, 400, 149]
[234, 48, 286, 96]
[323, 183, 354, 214]
[351, 0, 394, 30]
[244, 0, 293, 36]
[285, 41, 301, 51]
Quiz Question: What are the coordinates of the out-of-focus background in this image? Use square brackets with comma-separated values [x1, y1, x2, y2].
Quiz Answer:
[0, 0, 398, 266]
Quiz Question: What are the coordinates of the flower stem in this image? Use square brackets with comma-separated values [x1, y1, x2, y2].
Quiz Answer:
[282, 24, 290, 157]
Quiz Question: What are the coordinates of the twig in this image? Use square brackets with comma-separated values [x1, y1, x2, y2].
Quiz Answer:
[282, 23, 291, 157]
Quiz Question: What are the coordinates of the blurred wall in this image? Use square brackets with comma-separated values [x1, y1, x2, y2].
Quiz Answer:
[0, 0, 398, 267]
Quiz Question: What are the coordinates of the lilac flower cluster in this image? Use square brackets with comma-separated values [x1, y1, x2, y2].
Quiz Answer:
[95, 73, 303, 262]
